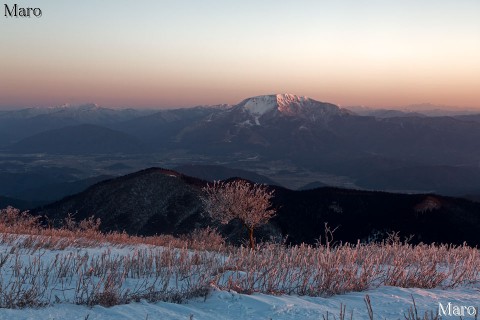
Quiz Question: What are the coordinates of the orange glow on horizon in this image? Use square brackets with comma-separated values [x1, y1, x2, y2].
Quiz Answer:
[1, 1, 479, 109]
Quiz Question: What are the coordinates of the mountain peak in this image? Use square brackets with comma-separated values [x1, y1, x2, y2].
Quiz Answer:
[275, 93, 309, 105]
[242, 94, 310, 116]
[238, 94, 342, 123]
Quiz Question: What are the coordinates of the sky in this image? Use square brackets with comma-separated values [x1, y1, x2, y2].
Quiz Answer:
[1, 0, 479, 109]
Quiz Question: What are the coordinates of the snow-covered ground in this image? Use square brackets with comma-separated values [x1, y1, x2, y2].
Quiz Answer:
[4, 286, 480, 320]
[1, 239, 479, 320]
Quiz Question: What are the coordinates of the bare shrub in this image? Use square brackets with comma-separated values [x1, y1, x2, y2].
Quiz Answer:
[183, 227, 225, 251]
[202, 180, 276, 249]
[316, 222, 339, 250]
[0, 207, 41, 234]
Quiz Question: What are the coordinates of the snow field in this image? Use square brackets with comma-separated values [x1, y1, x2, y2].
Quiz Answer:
[0, 237, 479, 319]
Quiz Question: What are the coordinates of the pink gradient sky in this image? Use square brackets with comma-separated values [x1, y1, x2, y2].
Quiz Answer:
[1, 0, 479, 109]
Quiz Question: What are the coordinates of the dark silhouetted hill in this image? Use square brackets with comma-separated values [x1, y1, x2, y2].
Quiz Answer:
[173, 164, 280, 186]
[35, 168, 211, 236]
[34, 168, 480, 246]
[298, 181, 328, 190]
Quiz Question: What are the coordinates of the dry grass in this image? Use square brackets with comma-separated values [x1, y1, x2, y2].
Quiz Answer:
[1, 206, 480, 310]
[0, 207, 226, 251]
[211, 240, 480, 296]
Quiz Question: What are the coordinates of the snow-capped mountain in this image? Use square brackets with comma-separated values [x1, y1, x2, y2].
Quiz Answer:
[159, 94, 353, 160]
[232, 94, 348, 125]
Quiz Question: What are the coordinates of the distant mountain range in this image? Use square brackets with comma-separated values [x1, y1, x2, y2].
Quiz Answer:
[0, 104, 155, 147]
[7, 124, 147, 155]
[348, 103, 480, 117]
[33, 168, 480, 246]
[2, 94, 480, 196]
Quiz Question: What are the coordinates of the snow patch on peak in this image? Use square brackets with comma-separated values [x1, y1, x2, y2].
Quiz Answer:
[243, 95, 278, 116]
[239, 93, 341, 124]
[275, 94, 313, 116]
[242, 94, 309, 116]
[275, 93, 309, 105]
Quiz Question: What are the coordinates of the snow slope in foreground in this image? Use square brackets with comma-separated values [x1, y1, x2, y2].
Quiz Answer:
[1, 236, 479, 320]
[3, 286, 480, 320]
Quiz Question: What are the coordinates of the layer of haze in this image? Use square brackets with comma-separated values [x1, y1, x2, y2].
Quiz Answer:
[1, 0, 479, 109]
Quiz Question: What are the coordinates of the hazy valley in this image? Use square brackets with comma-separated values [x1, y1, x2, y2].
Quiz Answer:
[2, 94, 480, 205]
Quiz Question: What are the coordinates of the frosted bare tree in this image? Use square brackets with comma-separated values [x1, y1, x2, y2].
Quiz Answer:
[202, 180, 276, 249]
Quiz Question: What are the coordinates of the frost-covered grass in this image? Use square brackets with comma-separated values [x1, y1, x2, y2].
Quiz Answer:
[2, 240, 479, 308]
[1, 206, 480, 319]
[0, 244, 218, 308]
[0, 207, 226, 251]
